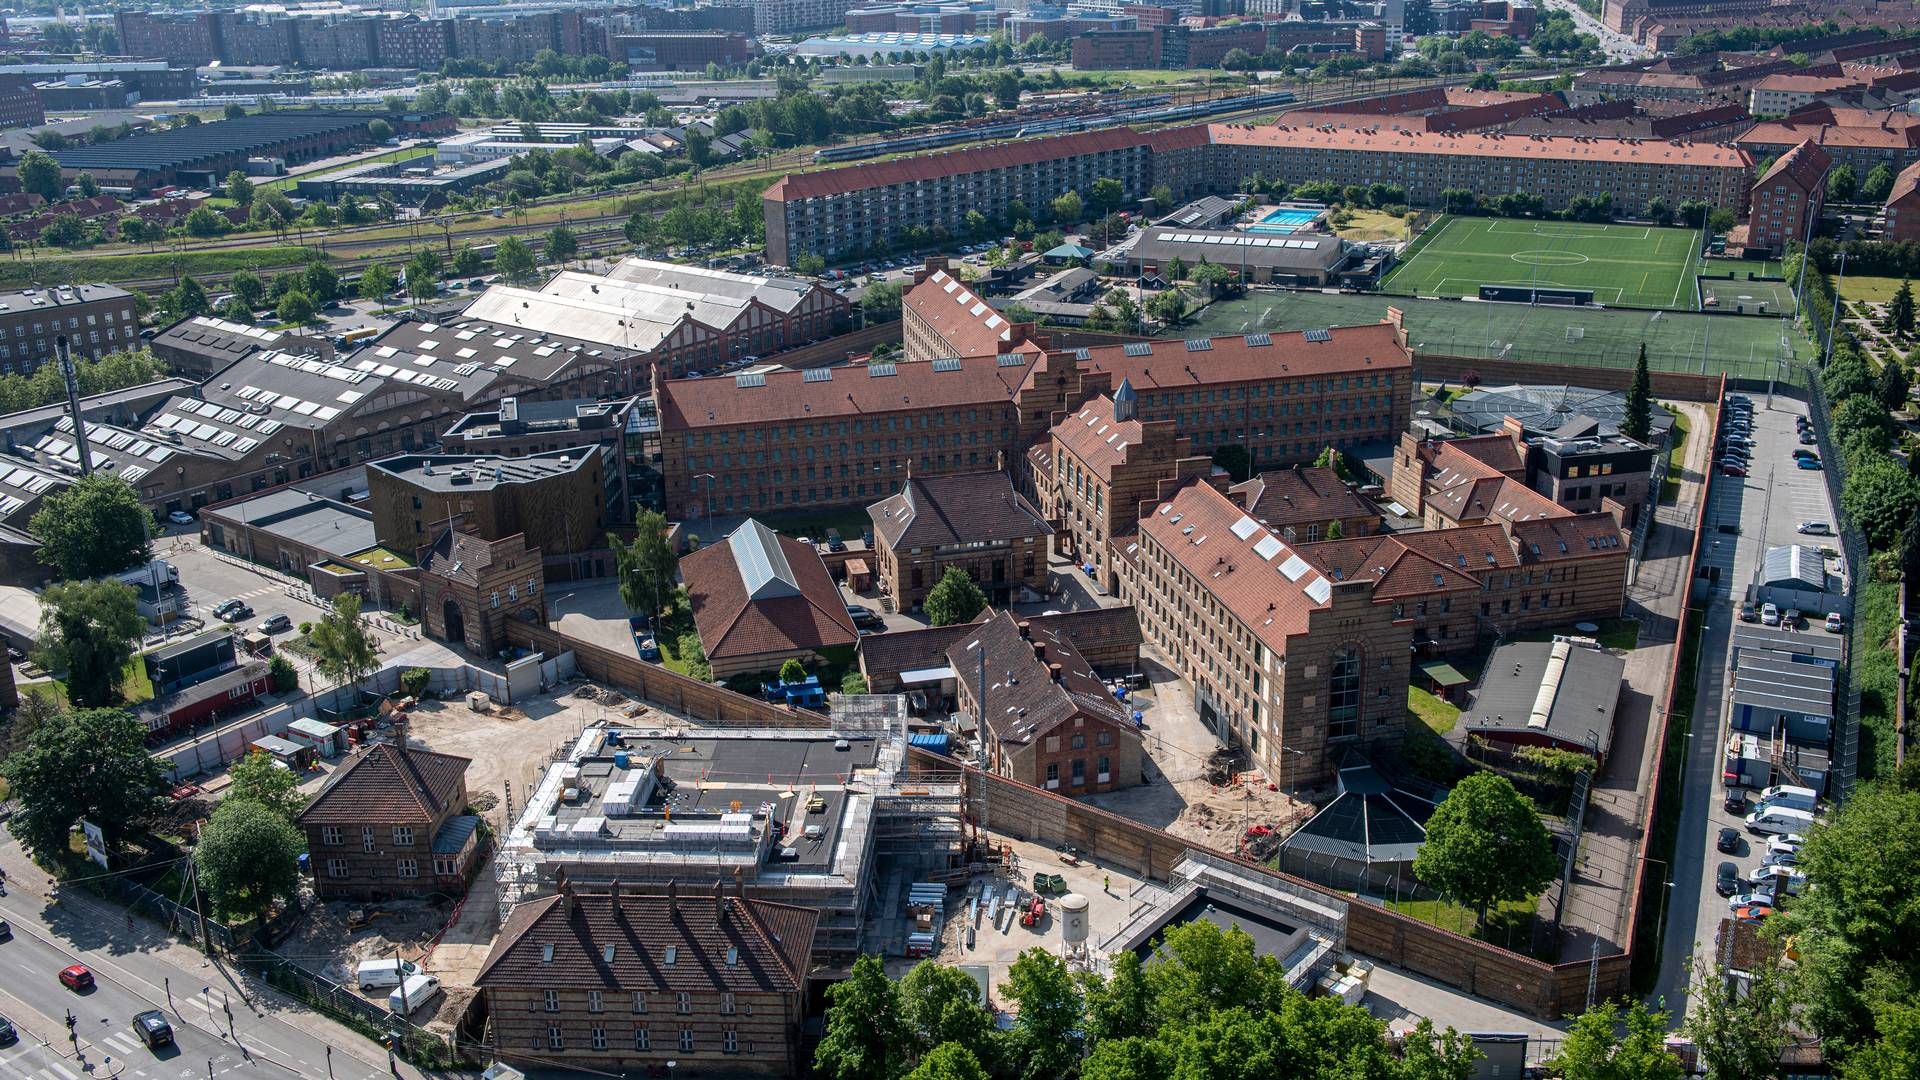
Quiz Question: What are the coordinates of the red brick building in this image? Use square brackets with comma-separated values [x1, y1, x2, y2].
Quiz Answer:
[296, 736, 477, 901]
[1886, 158, 1920, 242]
[1229, 465, 1381, 543]
[868, 469, 1053, 610]
[1748, 138, 1830, 255]
[680, 519, 858, 679]
[0, 73, 44, 130]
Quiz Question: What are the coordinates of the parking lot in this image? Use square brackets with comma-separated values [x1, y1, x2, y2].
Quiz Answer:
[1655, 390, 1840, 1013]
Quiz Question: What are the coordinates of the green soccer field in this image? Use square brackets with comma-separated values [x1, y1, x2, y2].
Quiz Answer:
[1380, 217, 1706, 311]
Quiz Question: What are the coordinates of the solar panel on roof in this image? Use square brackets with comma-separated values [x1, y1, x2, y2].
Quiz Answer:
[1072, 347, 1091, 361]
[1303, 329, 1332, 342]
[1123, 342, 1152, 356]
[803, 368, 833, 382]
[997, 354, 1024, 367]
[931, 357, 962, 372]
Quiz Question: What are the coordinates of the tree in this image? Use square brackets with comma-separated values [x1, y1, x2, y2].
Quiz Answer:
[194, 798, 303, 921]
[216, 296, 256, 325]
[1412, 772, 1557, 923]
[1842, 455, 1920, 549]
[225, 750, 307, 822]
[36, 580, 145, 708]
[1164, 255, 1187, 283]
[451, 244, 486, 278]
[815, 953, 908, 1080]
[863, 281, 904, 321]
[1146, 289, 1188, 327]
[899, 960, 999, 1067]
[612, 508, 679, 619]
[795, 252, 826, 277]
[904, 1043, 990, 1080]
[1050, 190, 1083, 225]
[230, 269, 267, 310]
[117, 217, 152, 247]
[924, 567, 987, 627]
[275, 289, 315, 327]
[17, 150, 62, 202]
[367, 118, 394, 143]
[1887, 279, 1915, 336]
[1003, 949, 1083, 1080]
[1622, 342, 1653, 442]
[1879, 360, 1913, 413]
[1090, 177, 1125, 217]
[268, 653, 299, 693]
[307, 592, 380, 690]
[544, 224, 579, 265]
[1829, 165, 1859, 202]
[1864, 161, 1898, 203]
[1190, 260, 1232, 299]
[495, 235, 536, 282]
[779, 657, 808, 684]
[1682, 954, 1795, 1080]
[1468, 70, 1500, 90]
[1822, 345, 1875, 402]
[1544, 1000, 1683, 1080]
[359, 263, 398, 305]
[225, 170, 255, 207]
[405, 250, 442, 301]
[73, 172, 100, 198]
[30, 472, 153, 579]
[302, 262, 341, 305]
[4, 707, 168, 858]
[1835, 395, 1898, 462]
[1325, 519, 1344, 540]
[184, 206, 229, 238]
[225, 103, 247, 120]
[1211, 443, 1252, 482]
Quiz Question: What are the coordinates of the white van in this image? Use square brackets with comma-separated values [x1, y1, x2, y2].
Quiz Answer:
[356, 958, 420, 991]
[388, 974, 442, 1016]
[1756, 785, 1819, 813]
[1746, 806, 1817, 836]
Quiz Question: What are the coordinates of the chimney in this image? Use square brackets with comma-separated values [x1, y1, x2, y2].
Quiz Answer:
[1049, 663, 1063, 683]
[734, 866, 747, 901]
[390, 712, 408, 762]
[557, 868, 576, 917]
[714, 879, 728, 925]
[1018, 620, 1031, 638]
[996, 449, 1006, 472]
[609, 878, 621, 907]
[1033, 641, 1047, 663]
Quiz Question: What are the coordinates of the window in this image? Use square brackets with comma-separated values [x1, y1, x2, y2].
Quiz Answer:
[434, 857, 457, 876]
[632, 992, 648, 1014]
[1044, 762, 1059, 789]
[677, 992, 691, 1014]
[326, 859, 347, 879]
[545, 989, 560, 1012]
[321, 826, 343, 846]
[1327, 646, 1362, 740]
[721, 993, 736, 1015]
[635, 1027, 650, 1051]
[548, 1026, 563, 1051]
[362, 826, 376, 852]
[679, 1029, 694, 1052]
[396, 858, 418, 879]
[392, 826, 414, 846]
[724, 1028, 739, 1054]
[591, 1025, 607, 1050]
[588, 990, 603, 1013]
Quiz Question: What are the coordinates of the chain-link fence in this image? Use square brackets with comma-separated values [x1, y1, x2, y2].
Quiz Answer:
[1801, 377, 1865, 796]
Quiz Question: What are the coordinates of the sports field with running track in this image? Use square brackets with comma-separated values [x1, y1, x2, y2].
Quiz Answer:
[1379, 217, 1706, 310]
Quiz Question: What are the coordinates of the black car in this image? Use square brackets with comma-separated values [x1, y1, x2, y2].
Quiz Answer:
[1716, 861, 1741, 897]
[133, 1009, 173, 1049]
[1717, 826, 1742, 854]
[1724, 790, 1747, 815]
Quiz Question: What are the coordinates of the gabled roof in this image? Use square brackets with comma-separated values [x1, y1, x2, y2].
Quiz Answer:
[767, 127, 1147, 201]
[477, 891, 817, 994]
[945, 611, 1130, 746]
[1051, 393, 1153, 483]
[905, 267, 1030, 359]
[1751, 139, 1833, 194]
[1231, 466, 1374, 530]
[605, 257, 822, 315]
[869, 471, 1051, 551]
[682, 521, 858, 660]
[296, 740, 470, 827]
[1069, 322, 1410, 390]
[1296, 534, 1482, 600]
[656, 349, 1042, 430]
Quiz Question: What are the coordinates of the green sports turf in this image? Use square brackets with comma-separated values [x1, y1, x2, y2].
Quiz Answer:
[1181, 291, 1813, 383]
[1379, 216, 1706, 311]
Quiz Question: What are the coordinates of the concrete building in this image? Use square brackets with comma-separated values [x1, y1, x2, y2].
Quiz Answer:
[292, 154, 511, 207]
[296, 734, 478, 901]
[365, 448, 613, 581]
[147, 315, 327, 380]
[479, 886, 816, 1078]
[440, 396, 644, 523]
[1121, 228, 1352, 287]
[867, 469, 1052, 610]
[1118, 480, 1407, 787]
[792, 32, 991, 62]
[680, 519, 859, 679]
[951, 610, 1144, 794]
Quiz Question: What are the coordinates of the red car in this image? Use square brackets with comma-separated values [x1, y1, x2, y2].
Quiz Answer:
[59, 964, 93, 990]
[1721, 463, 1749, 477]
[1731, 904, 1772, 925]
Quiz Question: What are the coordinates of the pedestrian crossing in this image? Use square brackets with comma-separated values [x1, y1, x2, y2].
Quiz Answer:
[5, 1043, 262, 1080]
[194, 585, 280, 619]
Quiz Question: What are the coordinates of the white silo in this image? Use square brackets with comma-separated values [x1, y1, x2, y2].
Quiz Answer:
[1059, 892, 1090, 966]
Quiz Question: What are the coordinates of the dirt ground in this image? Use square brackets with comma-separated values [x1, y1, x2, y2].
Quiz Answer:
[1158, 773, 1315, 857]
[278, 896, 464, 1027]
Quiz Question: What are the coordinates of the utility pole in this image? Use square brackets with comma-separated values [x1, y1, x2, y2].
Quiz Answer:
[1824, 250, 1849, 366]
[189, 824, 210, 952]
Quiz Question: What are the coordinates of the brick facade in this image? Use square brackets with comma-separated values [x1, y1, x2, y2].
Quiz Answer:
[298, 738, 473, 901]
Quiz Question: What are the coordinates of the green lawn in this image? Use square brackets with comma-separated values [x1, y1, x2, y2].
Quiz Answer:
[1181, 291, 1810, 382]
[22, 655, 154, 710]
[1386, 895, 1548, 958]
[1660, 406, 1695, 505]
[1380, 216, 1704, 310]
[1839, 274, 1912, 305]
[1401, 687, 1465, 784]
[1408, 686, 1459, 734]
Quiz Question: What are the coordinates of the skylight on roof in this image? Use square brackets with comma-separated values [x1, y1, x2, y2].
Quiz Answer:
[1123, 342, 1152, 356]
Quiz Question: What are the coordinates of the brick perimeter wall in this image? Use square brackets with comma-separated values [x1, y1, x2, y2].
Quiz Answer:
[1413, 351, 1726, 402]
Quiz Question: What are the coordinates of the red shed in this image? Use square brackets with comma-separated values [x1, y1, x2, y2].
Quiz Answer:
[138, 661, 271, 741]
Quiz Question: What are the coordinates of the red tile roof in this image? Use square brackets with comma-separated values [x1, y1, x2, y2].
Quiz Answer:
[656, 350, 1041, 431]
[1139, 481, 1338, 653]
[946, 611, 1131, 746]
[681, 521, 858, 661]
[1752, 139, 1832, 194]
[1297, 533, 1482, 599]
[1211, 122, 1752, 169]
[1511, 515, 1628, 561]
[477, 891, 816, 993]
[1231, 466, 1374, 530]
[1071, 322, 1411, 391]
[1738, 116, 1920, 152]
[1142, 123, 1211, 152]
[869, 470, 1051, 549]
[906, 267, 1032, 359]
[767, 127, 1147, 201]
[1051, 393, 1152, 483]
[1889, 159, 1920, 206]
[296, 740, 470, 827]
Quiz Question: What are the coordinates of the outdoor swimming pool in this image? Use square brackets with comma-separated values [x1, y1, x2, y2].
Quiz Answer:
[1248, 207, 1323, 234]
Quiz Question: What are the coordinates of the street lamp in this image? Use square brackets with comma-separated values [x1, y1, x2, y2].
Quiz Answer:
[693, 472, 717, 544]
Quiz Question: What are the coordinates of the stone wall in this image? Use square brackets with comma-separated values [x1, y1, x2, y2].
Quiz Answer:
[1413, 352, 1724, 403]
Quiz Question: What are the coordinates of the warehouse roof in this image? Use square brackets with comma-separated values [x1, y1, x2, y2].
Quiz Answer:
[1129, 228, 1347, 273]
[369, 308, 623, 389]
[605, 257, 824, 315]
[50, 111, 380, 171]
[1461, 638, 1626, 754]
[657, 349, 1043, 430]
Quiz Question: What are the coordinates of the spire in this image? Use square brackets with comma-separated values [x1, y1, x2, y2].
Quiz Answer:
[1113, 378, 1137, 422]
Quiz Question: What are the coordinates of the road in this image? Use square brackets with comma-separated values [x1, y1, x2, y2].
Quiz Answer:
[1653, 393, 1836, 1018]
[0, 849, 423, 1080]
[1535, 0, 1652, 61]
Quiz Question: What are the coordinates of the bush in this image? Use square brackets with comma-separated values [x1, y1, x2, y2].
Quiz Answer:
[400, 667, 431, 698]
[297, 621, 312, 635]
[267, 653, 298, 693]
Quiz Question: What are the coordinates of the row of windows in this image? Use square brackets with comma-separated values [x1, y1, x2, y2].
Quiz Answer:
[320, 825, 418, 849]
[323, 856, 456, 878]
[537, 1025, 739, 1054]
[684, 409, 1015, 447]
[541, 989, 737, 1015]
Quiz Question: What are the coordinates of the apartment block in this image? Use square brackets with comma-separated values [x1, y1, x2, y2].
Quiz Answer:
[1746, 139, 1829, 257]
[296, 736, 476, 901]
[1887, 159, 1920, 243]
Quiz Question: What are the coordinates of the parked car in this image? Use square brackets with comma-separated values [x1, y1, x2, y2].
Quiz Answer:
[1716, 826, 1741, 854]
[1792, 448, 1818, 461]
[1724, 789, 1747, 815]
[59, 964, 93, 990]
[1766, 834, 1805, 857]
[1799, 431, 1818, 445]
[1750, 865, 1808, 893]
[1732, 903, 1773, 924]
[1721, 463, 1748, 477]
[1727, 889, 1776, 911]
[1739, 601, 1759, 623]
[215, 598, 253, 622]
[1715, 861, 1741, 896]
[355, 958, 420, 991]
[1825, 612, 1845, 633]
[1784, 608, 1802, 628]
[133, 1010, 173, 1049]
[167, 510, 194, 525]
[825, 528, 846, 552]
[1797, 520, 1831, 535]
[257, 613, 292, 634]
[1761, 603, 1781, 626]
[1728, 394, 1751, 405]
[1762, 848, 1800, 869]
[0, 1013, 13, 1044]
